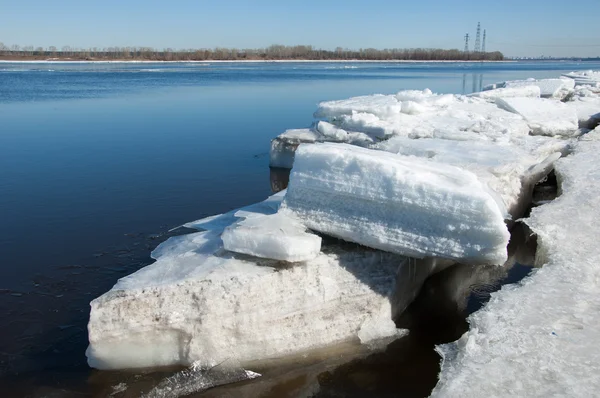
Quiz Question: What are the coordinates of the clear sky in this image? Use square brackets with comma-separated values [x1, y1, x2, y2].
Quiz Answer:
[2, 0, 599, 58]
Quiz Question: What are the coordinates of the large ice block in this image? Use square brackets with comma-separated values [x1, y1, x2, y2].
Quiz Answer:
[87, 230, 415, 370]
[496, 97, 579, 136]
[280, 143, 510, 265]
[374, 135, 567, 221]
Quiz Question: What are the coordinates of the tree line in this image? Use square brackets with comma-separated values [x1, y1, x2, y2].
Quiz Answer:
[0, 43, 504, 61]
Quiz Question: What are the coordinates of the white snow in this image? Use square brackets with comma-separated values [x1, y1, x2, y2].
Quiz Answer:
[222, 212, 322, 262]
[504, 78, 574, 99]
[468, 85, 541, 100]
[562, 70, 600, 86]
[328, 93, 531, 143]
[482, 78, 575, 99]
[280, 142, 510, 265]
[314, 94, 402, 119]
[374, 136, 568, 220]
[564, 84, 600, 129]
[432, 129, 600, 398]
[496, 97, 579, 136]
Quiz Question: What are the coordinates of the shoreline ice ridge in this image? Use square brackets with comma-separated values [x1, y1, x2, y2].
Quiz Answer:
[431, 126, 600, 397]
[87, 71, 597, 378]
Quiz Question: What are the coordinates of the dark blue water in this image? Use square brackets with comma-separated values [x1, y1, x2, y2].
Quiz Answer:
[0, 60, 596, 396]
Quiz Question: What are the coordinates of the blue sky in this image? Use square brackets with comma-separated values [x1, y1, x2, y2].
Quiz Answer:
[2, 0, 599, 57]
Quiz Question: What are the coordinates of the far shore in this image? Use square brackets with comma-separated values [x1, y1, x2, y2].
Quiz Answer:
[0, 57, 516, 64]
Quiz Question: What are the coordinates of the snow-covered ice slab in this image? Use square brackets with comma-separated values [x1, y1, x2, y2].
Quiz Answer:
[314, 94, 402, 119]
[482, 78, 575, 99]
[87, 236, 410, 370]
[468, 85, 541, 100]
[323, 90, 530, 143]
[432, 129, 600, 397]
[374, 135, 568, 221]
[504, 78, 575, 99]
[222, 212, 322, 262]
[270, 89, 535, 169]
[564, 84, 600, 129]
[496, 97, 579, 136]
[87, 189, 438, 370]
[562, 70, 600, 86]
[281, 143, 510, 265]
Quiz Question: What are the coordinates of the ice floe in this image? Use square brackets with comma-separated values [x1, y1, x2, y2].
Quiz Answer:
[281, 142, 510, 265]
[496, 97, 579, 136]
[432, 128, 600, 397]
[222, 212, 322, 262]
[87, 191, 425, 370]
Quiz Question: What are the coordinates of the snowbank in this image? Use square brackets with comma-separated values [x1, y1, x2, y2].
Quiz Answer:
[432, 129, 600, 397]
[281, 143, 510, 265]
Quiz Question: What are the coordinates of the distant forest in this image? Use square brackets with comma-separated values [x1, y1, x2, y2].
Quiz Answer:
[0, 43, 504, 61]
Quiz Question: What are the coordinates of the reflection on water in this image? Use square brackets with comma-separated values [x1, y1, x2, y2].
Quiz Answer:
[462, 73, 485, 94]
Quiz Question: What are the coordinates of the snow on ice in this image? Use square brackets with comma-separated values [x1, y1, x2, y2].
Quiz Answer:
[87, 193, 423, 370]
[562, 70, 600, 86]
[496, 97, 579, 136]
[222, 212, 322, 262]
[432, 128, 600, 398]
[88, 70, 600, 383]
[281, 142, 510, 265]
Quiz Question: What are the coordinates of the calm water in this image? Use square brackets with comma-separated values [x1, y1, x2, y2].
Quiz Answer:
[0, 60, 595, 396]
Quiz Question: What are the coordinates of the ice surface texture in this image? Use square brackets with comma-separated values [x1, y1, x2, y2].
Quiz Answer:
[432, 130, 600, 397]
[281, 143, 510, 265]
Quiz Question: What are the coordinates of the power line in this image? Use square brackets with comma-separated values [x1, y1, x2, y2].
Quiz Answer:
[474, 22, 481, 52]
[482, 30, 486, 52]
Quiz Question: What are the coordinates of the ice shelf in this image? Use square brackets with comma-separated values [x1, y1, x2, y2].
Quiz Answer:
[280, 142, 510, 265]
[432, 128, 600, 397]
